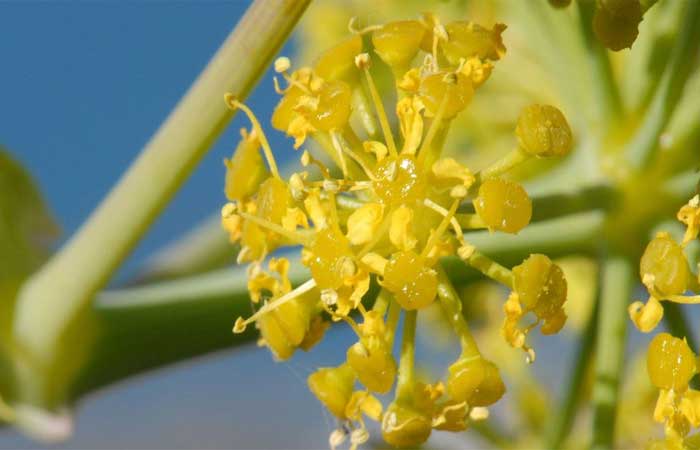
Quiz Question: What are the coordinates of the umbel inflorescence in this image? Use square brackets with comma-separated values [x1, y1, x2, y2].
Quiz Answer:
[221, 13, 572, 449]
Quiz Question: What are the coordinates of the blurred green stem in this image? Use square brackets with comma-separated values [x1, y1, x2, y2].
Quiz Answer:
[577, 1, 623, 125]
[591, 254, 633, 450]
[12, 0, 310, 367]
[543, 275, 600, 450]
[625, 0, 700, 170]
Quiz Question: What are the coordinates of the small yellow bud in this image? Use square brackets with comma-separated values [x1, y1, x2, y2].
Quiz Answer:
[308, 364, 356, 418]
[381, 401, 432, 448]
[647, 333, 697, 391]
[629, 298, 664, 333]
[515, 104, 573, 158]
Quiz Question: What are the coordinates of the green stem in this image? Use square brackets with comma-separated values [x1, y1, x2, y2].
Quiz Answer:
[443, 211, 605, 285]
[462, 250, 514, 288]
[77, 252, 311, 399]
[591, 254, 634, 450]
[436, 266, 479, 355]
[396, 310, 416, 401]
[12, 0, 311, 365]
[625, 0, 700, 170]
[577, 1, 623, 124]
[543, 280, 600, 450]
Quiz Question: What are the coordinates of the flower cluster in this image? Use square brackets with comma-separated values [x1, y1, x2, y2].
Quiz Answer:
[221, 14, 573, 449]
[630, 195, 700, 447]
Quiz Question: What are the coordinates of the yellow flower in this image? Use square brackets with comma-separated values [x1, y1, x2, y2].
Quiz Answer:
[220, 13, 574, 447]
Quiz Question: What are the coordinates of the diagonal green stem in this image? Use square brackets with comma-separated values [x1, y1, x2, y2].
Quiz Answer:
[12, 0, 310, 366]
[625, 0, 700, 170]
[591, 254, 634, 450]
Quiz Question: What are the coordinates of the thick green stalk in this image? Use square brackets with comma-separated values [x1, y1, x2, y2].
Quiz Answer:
[12, 0, 310, 365]
[591, 255, 634, 450]
[544, 282, 600, 450]
[625, 0, 700, 169]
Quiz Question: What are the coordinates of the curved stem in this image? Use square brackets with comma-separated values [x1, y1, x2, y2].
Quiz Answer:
[625, 0, 700, 170]
[12, 0, 311, 366]
[591, 254, 634, 450]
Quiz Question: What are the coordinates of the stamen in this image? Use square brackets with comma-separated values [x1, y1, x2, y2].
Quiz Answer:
[423, 198, 465, 243]
[238, 211, 313, 246]
[330, 130, 349, 177]
[348, 17, 383, 35]
[421, 199, 460, 259]
[331, 130, 377, 180]
[478, 147, 529, 180]
[224, 94, 281, 179]
[417, 84, 452, 167]
[301, 150, 332, 179]
[233, 278, 317, 332]
[281, 72, 312, 94]
[355, 53, 398, 157]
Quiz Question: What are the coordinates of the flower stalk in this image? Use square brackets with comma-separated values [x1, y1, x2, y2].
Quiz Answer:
[11, 0, 310, 383]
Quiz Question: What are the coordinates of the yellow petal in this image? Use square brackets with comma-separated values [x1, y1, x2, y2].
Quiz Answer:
[281, 207, 309, 232]
[396, 96, 424, 155]
[458, 57, 494, 88]
[431, 158, 475, 189]
[304, 191, 328, 229]
[397, 67, 421, 92]
[390, 206, 418, 251]
[360, 252, 388, 275]
[628, 297, 664, 333]
[363, 140, 388, 162]
[681, 389, 700, 427]
[287, 115, 316, 149]
[360, 393, 383, 421]
[346, 203, 384, 246]
[654, 389, 676, 424]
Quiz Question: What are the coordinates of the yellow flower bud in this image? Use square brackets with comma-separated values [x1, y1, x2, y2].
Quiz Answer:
[308, 363, 356, 419]
[440, 21, 507, 65]
[647, 333, 697, 392]
[593, 0, 643, 51]
[641, 232, 690, 297]
[383, 251, 438, 310]
[224, 128, 269, 202]
[347, 336, 397, 394]
[372, 20, 426, 69]
[515, 104, 573, 158]
[629, 297, 664, 333]
[381, 401, 432, 448]
[474, 178, 532, 234]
